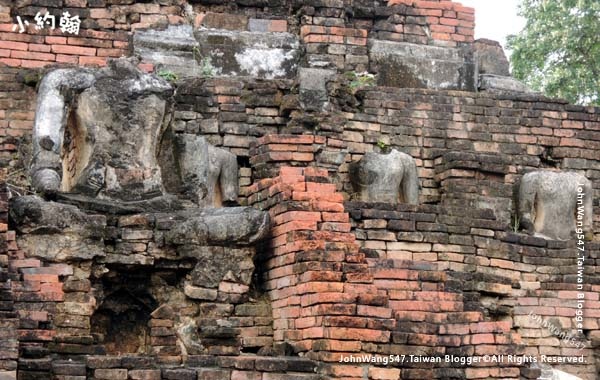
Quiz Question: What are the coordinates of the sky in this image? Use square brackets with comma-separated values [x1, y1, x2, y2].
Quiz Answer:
[457, 0, 527, 51]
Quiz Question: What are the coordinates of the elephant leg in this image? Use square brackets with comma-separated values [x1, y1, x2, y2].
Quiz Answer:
[218, 150, 239, 205]
[518, 175, 537, 233]
[580, 180, 594, 236]
[401, 158, 419, 205]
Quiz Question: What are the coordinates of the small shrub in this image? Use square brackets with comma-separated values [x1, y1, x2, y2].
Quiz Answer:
[345, 71, 376, 91]
[157, 70, 178, 82]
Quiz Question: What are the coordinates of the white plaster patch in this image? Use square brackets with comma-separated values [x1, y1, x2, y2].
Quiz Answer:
[234, 47, 295, 79]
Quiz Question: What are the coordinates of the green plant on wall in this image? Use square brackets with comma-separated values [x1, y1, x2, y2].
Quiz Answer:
[376, 139, 391, 154]
[192, 46, 216, 77]
[199, 56, 215, 77]
[345, 71, 376, 91]
[157, 70, 178, 82]
[511, 214, 520, 233]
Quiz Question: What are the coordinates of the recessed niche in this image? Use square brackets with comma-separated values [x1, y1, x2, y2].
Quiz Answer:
[91, 271, 157, 355]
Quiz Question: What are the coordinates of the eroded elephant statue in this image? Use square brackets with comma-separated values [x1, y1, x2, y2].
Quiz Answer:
[518, 170, 593, 240]
[349, 148, 419, 204]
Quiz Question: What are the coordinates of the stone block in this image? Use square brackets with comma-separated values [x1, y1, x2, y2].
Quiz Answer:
[298, 68, 336, 111]
[184, 284, 218, 301]
[195, 30, 300, 79]
[0, 372, 16, 380]
[369, 39, 476, 91]
[473, 38, 510, 76]
[202, 13, 248, 31]
[479, 74, 531, 93]
[128, 369, 161, 380]
[94, 369, 127, 380]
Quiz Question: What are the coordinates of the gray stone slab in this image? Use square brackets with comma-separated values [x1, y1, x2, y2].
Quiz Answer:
[298, 67, 336, 110]
[478, 74, 531, 93]
[368, 39, 476, 91]
[194, 29, 301, 79]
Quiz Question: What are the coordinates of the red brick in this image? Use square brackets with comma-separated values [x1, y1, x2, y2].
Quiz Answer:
[56, 54, 78, 63]
[368, 367, 401, 380]
[465, 368, 489, 379]
[563, 120, 584, 129]
[439, 17, 459, 26]
[443, 10, 457, 18]
[451, 33, 467, 42]
[327, 328, 390, 342]
[455, 5, 475, 14]
[90, 8, 112, 18]
[303, 167, 328, 177]
[259, 135, 314, 145]
[21, 310, 48, 321]
[321, 212, 349, 222]
[79, 56, 107, 66]
[471, 333, 495, 344]
[439, 323, 469, 335]
[326, 365, 363, 377]
[268, 20, 287, 33]
[0, 40, 27, 51]
[0, 32, 43, 43]
[357, 305, 392, 318]
[470, 321, 511, 333]
[0, 48, 9, 57]
[421, 9, 442, 16]
[18, 329, 55, 342]
[426, 16, 439, 24]
[46, 36, 67, 44]
[51, 44, 96, 56]
[40, 282, 64, 294]
[560, 138, 585, 147]
[20, 60, 49, 68]
[303, 34, 329, 44]
[9, 259, 41, 270]
[138, 62, 154, 72]
[430, 24, 455, 33]
[11, 50, 55, 61]
[554, 128, 575, 137]
[23, 273, 59, 283]
[231, 371, 261, 380]
[431, 32, 451, 41]
[457, 11, 475, 21]
[28, 43, 51, 53]
[300, 271, 343, 282]
[293, 191, 343, 202]
[346, 36, 367, 45]
[273, 211, 322, 224]
[374, 269, 418, 280]
[0, 25, 15, 32]
[300, 25, 326, 37]
[97, 48, 125, 57]
[81, 29, 120, 40]
[457, 27, 474, 36]
[457, 19, 474, 28]
[415, 1, 454, 10]
[67, 37, 113, 48]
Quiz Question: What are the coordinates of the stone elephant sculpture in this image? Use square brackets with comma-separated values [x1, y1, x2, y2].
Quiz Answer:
[29, 57, 239, 209]
[349, 148, 419, 204]
[518, 170, 593, 240]
[173, 134, 239, 207]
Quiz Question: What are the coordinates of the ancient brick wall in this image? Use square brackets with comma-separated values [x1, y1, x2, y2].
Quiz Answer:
[1, 1, 599, 380]
[0, 1, 474, 70]
[0, 173, 18, 379]
[248, 135, 599, 379]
